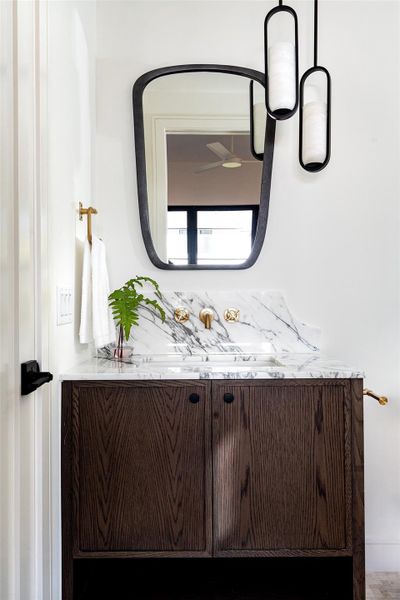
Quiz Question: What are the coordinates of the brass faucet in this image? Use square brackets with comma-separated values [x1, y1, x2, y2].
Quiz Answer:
[199, 308, 214, 330]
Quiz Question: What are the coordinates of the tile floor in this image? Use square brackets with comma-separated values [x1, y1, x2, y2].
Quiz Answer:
[367, 573, 400, 599]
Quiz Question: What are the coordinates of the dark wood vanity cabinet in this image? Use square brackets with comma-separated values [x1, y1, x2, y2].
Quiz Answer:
[64, 381, 212, 556]
[213, 381, 351, 554]
[62, 379, 365, 600]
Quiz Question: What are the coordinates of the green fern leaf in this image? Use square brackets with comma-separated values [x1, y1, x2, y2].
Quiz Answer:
[108, 275, 166, 341]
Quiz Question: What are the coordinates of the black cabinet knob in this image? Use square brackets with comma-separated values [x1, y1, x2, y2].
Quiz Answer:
[224, 392, 234, 403]
[189, 393, 200, 404]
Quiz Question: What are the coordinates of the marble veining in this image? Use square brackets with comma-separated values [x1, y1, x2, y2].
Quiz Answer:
[61, 354, 363, 381]
[71, 290, 363, 381]
[98, 290, 321, 359]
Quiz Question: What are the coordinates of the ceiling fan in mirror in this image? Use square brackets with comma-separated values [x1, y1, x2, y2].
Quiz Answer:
[194, 137, 259, 173]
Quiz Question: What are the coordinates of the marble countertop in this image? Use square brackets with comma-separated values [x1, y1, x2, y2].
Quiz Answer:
[60, 354, 364, 381]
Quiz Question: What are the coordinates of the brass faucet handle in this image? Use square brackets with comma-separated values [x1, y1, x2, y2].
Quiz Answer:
[224, 308, 240, 323]
[363, 388, 389, 406]
[199, 308, 214, 330]
[174, 307, 190, 323]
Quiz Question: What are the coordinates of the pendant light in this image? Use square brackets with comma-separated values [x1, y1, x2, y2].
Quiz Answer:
[299, 0, 331, 172]
[264, 0, 299, 120]
[249, 80, 266, 160]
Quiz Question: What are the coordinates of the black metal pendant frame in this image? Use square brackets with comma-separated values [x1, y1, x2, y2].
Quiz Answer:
[249, 80, 264, 161]
[264, 3, 299, 121]
[299, 66, 331, 172]
[299, 0, 332, 172]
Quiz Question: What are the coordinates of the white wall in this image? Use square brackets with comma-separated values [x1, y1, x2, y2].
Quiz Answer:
[48, 0, 96, 370]
[47, 2, 96, 596]
[94, 0, 400, 570]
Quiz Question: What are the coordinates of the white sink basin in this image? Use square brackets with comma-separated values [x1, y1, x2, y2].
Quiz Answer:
[133, 354, 284, 370]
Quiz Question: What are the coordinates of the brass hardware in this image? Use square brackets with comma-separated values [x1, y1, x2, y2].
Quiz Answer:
[224, 308, 240, 323]
[174, 307, 190, 324]
[79, 202, 98, 244]
[199, 308, 214, 330]
[363, 388, 388, 406]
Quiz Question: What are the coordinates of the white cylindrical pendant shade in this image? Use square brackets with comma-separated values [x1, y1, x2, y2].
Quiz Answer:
[253, 102, 267, 155]
[304, 84, 321, 105]
[302, 100, 327, 166]
[268, 42, 296, 112]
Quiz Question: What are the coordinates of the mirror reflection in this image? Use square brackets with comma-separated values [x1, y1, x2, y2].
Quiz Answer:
[142, 72, 266, 266]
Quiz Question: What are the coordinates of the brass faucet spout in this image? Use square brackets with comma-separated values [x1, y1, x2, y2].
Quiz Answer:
[199, 308, 214, 330]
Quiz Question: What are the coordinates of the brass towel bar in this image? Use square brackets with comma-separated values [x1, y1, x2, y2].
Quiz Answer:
[363, 388, 388, 406]
[79, 202, 98, 244]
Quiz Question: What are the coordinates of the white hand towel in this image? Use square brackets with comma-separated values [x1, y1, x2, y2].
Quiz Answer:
[91, 235, 115, 349]
[79, 239, 92, 344]
[79, 236, 115, 348]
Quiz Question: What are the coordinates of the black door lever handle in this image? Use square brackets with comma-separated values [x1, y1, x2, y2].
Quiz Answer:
[21, 360, 53, 396]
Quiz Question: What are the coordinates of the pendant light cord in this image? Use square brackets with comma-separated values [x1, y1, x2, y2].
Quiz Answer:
[314, 0, 318, 66]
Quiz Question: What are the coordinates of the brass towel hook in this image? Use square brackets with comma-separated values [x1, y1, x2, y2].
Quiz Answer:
[79, 202, 98, 244]
[363, 388, 388, 406]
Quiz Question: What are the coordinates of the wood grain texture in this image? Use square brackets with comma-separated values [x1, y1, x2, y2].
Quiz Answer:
[61, 381, 73, 600]
[212, 380, 351, 554]
[351, 379, 365, 600]
[72, 381, 211, 554]
[62, 377, 364, 600]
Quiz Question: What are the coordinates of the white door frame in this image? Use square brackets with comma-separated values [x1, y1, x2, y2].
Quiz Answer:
[0, 2, 19, 599]
[0, 2, 51, 599]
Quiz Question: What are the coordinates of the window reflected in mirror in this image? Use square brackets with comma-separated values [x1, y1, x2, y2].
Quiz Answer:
[167, 205, 258, 266]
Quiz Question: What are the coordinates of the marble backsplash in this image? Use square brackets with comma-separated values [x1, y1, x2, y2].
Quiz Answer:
[98, 290, 321, 358]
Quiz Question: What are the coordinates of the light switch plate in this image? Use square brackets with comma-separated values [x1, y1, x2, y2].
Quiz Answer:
[56, 286, 73, 325]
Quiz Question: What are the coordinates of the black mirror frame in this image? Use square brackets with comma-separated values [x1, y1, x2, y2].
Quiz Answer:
[132, 64, 276, 270]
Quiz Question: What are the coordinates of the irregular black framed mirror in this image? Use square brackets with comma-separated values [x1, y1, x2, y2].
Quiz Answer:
[133, 65, 275, 270]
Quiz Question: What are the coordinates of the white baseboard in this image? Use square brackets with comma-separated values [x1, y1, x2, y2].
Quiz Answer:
[366, 541, 400, 572]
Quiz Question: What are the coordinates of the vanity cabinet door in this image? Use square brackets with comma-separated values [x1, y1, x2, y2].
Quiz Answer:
[71, 381, 211, 555]
[212, 380, 352, 556]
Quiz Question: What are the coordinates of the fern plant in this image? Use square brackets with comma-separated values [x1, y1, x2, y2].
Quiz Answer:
[108, 276, 165, 357]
